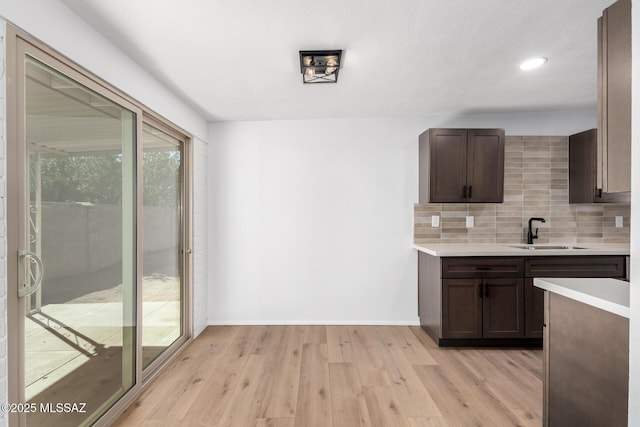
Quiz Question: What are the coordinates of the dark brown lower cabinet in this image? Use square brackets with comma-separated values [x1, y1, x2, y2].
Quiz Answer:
[442, 278, 524, 339]
[442, 279, 482, 338]
[419, 253, 626, 347]
[524, 278, 545, 338]
[524, 256, 625, 338]
[482, 278, 524, 338]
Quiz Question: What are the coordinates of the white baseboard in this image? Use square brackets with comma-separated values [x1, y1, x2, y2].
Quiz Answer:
[207, 318, 421, 326]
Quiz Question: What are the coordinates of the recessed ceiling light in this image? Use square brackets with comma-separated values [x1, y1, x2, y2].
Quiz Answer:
[520, 57, 548, 71]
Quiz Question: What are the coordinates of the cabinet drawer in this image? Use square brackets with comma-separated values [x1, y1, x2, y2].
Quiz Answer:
[525, 256, 625, 278]
[442, 257, 524, 278]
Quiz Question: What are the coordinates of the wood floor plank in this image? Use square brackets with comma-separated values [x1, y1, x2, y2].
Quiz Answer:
[362, 385, 410, 427]
[407, 417, 450, 427]
[455, 349, 542, 425]
[349, 327, 391, 387]
[260, 326, 305, 418]
[217, 354, 272, 426]
[329, 362, 373, 427]
[378, 337, 442, 418]
[303, 325, 328, 344]
[382, 326, 437, 366]
[118, 326, 543, 427]
[255, 418, 296, 427]
[507, 348, 544, 379]
[114, 326, 239, 426]
[408, 326, 440, 350]
[146, 330, 240, 421]
[414, 350, 526, 427]
[413, 364, 493, 427]
[434, 349, 530, 426]
[179, 326, 268, 426]
[140, 420, 183, 427]
[145, 373, 205, 423]
[327, 326, 354, 363]
[250, 325, 285, 356]
[294, 343, 333, 427]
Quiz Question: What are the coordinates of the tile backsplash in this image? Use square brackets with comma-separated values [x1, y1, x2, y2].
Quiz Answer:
[414, 136, 630, 244]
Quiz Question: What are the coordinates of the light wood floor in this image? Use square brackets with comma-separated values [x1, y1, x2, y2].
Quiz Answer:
[114, 326, 543, 427]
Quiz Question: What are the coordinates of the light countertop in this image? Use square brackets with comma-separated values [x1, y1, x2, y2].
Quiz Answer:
[534, 277, 630, 318]
[413, 243, 629, 257]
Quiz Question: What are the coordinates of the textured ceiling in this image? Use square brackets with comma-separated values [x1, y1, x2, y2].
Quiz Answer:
[61, 0, 614, 122]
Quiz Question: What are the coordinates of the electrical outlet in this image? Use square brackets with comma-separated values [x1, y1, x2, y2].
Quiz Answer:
[615, 216, 624, 228]
[431, 215, 440, 228]
[466, 216, 474, 228]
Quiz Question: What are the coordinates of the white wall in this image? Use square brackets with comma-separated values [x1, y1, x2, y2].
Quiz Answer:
[629, 0, 639, 424]
[208, 110, 596, 325]
[192, 136, 209, 336]
[209, 118, 421, 324]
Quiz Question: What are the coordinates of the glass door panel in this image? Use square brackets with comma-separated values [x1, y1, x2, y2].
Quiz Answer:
[22, 56, 136, 426]
[141, 123, 183, 369]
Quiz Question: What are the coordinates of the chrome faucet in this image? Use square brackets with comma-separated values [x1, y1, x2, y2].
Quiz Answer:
[527, 217, 546, 245]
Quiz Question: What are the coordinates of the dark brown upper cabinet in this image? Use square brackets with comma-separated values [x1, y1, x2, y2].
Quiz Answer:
[419, 128, 504, 203]
[569, 129, 630, 203]
[597, 0, 631, 196]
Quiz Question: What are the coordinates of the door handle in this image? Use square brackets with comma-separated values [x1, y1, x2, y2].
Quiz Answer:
[478, 282, 484, 298]
[463, 185, 468, 199]
[18, 250, 44, 298]
[468, 185, 472, 199]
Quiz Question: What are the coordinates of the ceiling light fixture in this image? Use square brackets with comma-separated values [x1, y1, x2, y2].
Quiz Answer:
[299, 50, 343, 84]
[519, 57, 548, 71]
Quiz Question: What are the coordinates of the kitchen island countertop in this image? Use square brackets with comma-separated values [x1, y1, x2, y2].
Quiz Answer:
[534, 277, 630, 318]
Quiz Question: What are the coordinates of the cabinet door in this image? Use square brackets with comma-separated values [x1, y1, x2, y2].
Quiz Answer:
[570, 128, 631, 203]
[569, 129, 597, 203]
[427, 129, 467, 203]
[482, 278, 524, 338]
[599, 0, 631, 193]
[524, 278, 544, 338]
[442, 279, 482, 338]
[466, 129, 504, 203]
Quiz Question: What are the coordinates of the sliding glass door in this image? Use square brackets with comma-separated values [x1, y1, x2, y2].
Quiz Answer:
[21, 55, 137, 426]
[7, 28, 191, 426]
[141, 122, 184, 369]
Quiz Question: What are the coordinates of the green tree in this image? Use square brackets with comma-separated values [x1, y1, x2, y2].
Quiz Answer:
[36, 149, 180, 206]
[39, 154, 123, 204]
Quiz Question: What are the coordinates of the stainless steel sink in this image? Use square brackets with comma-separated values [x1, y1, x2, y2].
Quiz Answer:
[510, 245, 585, 250]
